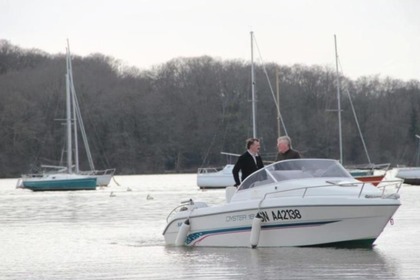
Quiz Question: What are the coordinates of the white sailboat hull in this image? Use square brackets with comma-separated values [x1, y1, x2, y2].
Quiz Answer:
[79, 168, 116, 186]
[197, 164, 235, 188]
[395, 167, 420, 185]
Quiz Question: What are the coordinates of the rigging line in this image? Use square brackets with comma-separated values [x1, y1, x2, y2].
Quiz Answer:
[66, 45, 95, 171]
[337, 58, 372, 165]
[200, 86, 232, 167]
[253, 34, 288, 136]
[72, 90, 95, 170]
[200, 116, 222, 167]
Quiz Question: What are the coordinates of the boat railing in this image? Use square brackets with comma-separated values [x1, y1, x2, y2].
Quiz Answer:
[41, 165, 69, 172]
[21, 173, 47, 179]
[165, 199, 210, 223]
[346, 162, 391, 171]
[257, 179, 403, 209]
[23, 167, 116, 177]
[80, 168, 116, 176]
[198, 167, 220, 174]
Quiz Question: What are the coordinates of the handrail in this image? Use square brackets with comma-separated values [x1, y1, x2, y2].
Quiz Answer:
[198, 167, 219, 174]
[166, 199, 193, 223]
[80, 168, 116, 176]
[257, 179, 402, 210]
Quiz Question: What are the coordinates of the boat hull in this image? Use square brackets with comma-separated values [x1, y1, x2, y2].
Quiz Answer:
[22, 176, 97, 191]
[395, 167, 420, 185]
[401, 178, 420, 185]
[166, 159, 402, 248]
[197, 164, 236, 189]
[80, 169, 116, 186]
[354, 174, 385, 186]
[197, 174, 235, 189]
[163, 198, 399, 248]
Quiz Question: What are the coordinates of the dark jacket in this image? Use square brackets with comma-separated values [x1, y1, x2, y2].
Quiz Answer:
[276, 148, 301, 162]
[232, 151, 264, 186]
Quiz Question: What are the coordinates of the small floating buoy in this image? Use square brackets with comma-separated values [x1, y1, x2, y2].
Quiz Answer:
[126, 187, 132, 192]
[146, 194, 154, 200]
[175, 219, 190, 246]
[250, 213, 262, 248]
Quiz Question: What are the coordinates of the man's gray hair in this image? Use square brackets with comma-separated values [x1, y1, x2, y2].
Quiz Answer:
[277, 136, 292, 147]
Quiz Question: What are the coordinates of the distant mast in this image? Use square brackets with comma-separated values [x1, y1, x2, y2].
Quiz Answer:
[276, 68, 281, 138]
[65, 61, 72, 173]
[251, 31, 257, 138]
[66, 40, 80, 173]
[334, 34, 343, 164]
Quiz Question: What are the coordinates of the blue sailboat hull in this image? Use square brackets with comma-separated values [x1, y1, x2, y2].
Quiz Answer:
[23, 177, 97, 191]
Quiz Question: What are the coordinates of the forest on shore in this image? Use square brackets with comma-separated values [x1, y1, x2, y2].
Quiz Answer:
[1, 39, 420, 177]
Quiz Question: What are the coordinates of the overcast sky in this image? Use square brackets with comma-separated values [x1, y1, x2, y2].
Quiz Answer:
[1, 0, 420, 81]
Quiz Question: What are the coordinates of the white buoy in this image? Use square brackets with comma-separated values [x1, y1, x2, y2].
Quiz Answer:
[250, 213, 262, 248]
[175, 219, 190, 246]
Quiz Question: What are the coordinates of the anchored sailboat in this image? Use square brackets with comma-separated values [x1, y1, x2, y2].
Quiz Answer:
[333, 35, 389, 185]
[197, 32, 258, 189]
[18, 40, 115, 191]
[64, 41, 115, 186]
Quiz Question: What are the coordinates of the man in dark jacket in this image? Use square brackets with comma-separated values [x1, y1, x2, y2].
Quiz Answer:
[232, 138, 264, 187]
[276, 136, 301, 161]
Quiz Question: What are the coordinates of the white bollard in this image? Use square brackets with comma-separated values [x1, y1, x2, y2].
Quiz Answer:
[175, 219, 190, 246]
[250, 213, 262, 248]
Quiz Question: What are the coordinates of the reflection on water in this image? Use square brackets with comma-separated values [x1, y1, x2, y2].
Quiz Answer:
[0, 175, 418, 279]
[158, 246, 398, 280]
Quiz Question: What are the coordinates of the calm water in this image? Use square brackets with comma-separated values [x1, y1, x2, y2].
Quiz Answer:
[0, 174, 419, 280]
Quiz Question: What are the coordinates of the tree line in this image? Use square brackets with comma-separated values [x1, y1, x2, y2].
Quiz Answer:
[0, 39, 419, 177]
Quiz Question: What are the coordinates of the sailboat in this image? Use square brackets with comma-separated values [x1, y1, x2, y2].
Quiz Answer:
[197, 32, 259, 189]
[333, 35, 388, 186]
[18, 40, 115, 191]
[385, 134, 420, 185]
[197, 152, 239, 189]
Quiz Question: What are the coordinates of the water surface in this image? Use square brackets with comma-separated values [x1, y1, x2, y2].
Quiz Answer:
[0, 175, 418, 279]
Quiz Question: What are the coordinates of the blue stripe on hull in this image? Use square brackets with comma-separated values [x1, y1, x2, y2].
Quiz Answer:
[23, 178, 97, 191]
[186, 220, 338, 246]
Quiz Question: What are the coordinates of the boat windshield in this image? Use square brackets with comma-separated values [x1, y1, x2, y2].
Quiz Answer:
[238, 159, 352, 191]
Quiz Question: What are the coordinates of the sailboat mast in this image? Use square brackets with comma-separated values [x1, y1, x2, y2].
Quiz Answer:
[276, 68, 281, 138]
[72, 85, 80, 173]
[66, 40, 80, 173]
[251, 31, 257, 138]
[416, 134, 420, 166]
[334, 34, 343, 164]
[65, 66, 72, 173]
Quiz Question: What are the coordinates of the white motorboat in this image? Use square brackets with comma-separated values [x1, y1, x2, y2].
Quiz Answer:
[163, 159, 402, 248]
[197, 164, 236, 189]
